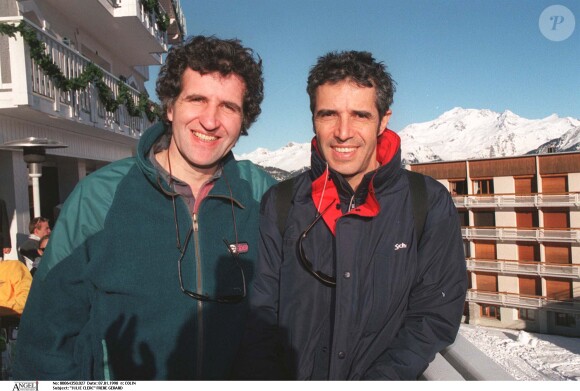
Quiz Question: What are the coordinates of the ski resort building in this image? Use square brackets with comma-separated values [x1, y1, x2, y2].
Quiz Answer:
[0, 0, 186, 259]
[410, 151, 580, 337]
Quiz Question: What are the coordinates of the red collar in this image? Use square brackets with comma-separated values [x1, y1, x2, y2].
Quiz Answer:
[311, 129, 400, 235]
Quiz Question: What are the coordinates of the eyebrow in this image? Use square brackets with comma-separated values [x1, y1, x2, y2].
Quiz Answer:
[315, 109, 337, 118]
[352, 110, 373, 119]
[223, 100, 243, 114]
[315, 109, 373, 119]
[182, 94, 243, 113]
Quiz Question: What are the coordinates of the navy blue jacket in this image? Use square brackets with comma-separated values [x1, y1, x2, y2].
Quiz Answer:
[235, 130, 467, 380]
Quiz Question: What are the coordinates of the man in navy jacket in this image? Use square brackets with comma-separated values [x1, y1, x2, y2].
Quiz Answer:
[235, 50, 467, 380]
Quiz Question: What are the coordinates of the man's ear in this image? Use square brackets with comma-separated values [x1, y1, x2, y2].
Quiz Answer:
[378, 110, 392, 136]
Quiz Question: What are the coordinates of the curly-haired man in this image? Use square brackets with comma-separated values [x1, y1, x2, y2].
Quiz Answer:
[14, 36, 276, 380]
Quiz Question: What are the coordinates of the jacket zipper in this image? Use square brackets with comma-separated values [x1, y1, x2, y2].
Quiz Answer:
[191, 194, 240, 378]
[193, 212, 203, 378]
[348, 195, 356, 211]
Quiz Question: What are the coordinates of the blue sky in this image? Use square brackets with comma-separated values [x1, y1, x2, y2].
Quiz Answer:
[146, 0, 580, 154]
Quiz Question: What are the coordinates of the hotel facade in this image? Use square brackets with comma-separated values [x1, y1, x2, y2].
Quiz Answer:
[0, 0, 186, 258]
[410, 151, 580, 337]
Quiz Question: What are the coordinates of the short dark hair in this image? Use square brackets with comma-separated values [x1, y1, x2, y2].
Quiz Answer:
[156, 35, 264, 136]
[29, 217, 49, 234]
[306, 51, 396, 117]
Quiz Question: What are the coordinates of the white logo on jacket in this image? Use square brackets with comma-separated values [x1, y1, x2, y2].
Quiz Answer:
[394, 242, 408, 251]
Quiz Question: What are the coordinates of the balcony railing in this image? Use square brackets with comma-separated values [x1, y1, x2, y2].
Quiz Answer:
[466, 258, 580, 279]
[422, 333, 514, 380]
[466, 290, 580, 314]
[0, 18, 155, 138]
[139, 1, 169, 49]
[453, 193, 580, 209]
[462, 227, 580, 243]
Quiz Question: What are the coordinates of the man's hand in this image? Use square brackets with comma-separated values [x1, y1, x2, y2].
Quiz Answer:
[3, 247, 10, 254]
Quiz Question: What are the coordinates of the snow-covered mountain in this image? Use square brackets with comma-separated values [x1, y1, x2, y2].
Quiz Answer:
[236, 108, 580, 177]
[236, 141, 311, 173]
[400, 108, 580, 163]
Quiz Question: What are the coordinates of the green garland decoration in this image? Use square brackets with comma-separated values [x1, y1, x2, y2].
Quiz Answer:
[0, 21, 160, 123]
[141, 0, 171, 32]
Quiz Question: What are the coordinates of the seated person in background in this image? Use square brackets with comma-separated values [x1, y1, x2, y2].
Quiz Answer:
[18, 217, 51, 271]
[0, 260, 32, 315]
[30, 235, 50, 277]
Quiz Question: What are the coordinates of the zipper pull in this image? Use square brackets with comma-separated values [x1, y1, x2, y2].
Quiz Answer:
[193, 212, 199, 232]
[348, 195, 356, 211]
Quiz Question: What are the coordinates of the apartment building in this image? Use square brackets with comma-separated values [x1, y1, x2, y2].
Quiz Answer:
[410, 151, 580, 337]
[0, 0, 186, 259]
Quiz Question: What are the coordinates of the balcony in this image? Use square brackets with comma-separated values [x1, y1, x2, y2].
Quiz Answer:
[41, 0, 170, 65]
[453, 193, 580, 209]
[466, 258, 580, 280]
[462, 227, 580, 243]
[422, 333, 514, 380]
[160, 0, 187, 44]
[0, 18, 155, 139]
[466, 290, 580, 314]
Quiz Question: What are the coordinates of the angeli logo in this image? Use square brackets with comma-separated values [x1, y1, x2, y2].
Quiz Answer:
[12, 382, 38, 391]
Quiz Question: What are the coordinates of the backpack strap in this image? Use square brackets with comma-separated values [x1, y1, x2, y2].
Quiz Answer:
[405, 170, 428, 244]
[275, 177, 296, 234]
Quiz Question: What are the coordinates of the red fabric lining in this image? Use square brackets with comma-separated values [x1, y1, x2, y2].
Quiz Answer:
[310, 129, 400, 235]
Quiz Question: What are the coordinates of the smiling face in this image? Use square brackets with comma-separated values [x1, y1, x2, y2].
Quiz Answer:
[313, 80, 391, 190]
[166, 68, 246, 177]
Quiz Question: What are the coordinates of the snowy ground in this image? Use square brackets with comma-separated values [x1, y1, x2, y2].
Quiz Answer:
[459, 324, 580, 381]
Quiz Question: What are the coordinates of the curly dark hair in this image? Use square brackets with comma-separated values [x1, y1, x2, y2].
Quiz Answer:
[156, 35, 264, 136]
[306, 50, 396, 118]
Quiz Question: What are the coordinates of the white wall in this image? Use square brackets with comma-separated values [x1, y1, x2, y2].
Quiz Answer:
[494, 176, 514, 194]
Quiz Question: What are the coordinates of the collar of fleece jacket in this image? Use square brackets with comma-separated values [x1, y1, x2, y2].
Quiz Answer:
[309, 129, 402, 235]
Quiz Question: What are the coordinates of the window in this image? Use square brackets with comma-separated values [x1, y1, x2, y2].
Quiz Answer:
[474, 179, 494, 194]
[474, 241, 496, 259]
[519, 308, 536, 321]
[517, 242, 540, 262]
[516, 210, 538, 228]
[546, 279, 572, 300]
[476, 273, 498, 292]
[545, 243, 571, 264]
[519, 276, 541, 296]
[515, 176, 537, 194]
[473, 211, 495, 227]
[543, 210, 569, 229]
[457, 211, 469, 227]
[450, 180, 468, 195]
[463, 241, 471, 258]
[481, 304, 500, 320]
[555, 313, 576, 327]
[542, 176, 567, 194]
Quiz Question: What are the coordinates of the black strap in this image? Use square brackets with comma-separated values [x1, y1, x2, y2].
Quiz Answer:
[405, 170, 428, 244]
[275, 171, 428, 243]
[275, 177, 296, 234]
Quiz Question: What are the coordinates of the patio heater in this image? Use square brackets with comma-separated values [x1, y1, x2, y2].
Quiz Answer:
[0, 137, 67, 217]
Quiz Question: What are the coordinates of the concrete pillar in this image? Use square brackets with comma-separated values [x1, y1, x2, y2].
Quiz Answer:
[538, 310, 549, 334]
[2, 151, 31, 257]
[468, 302, 481, 325]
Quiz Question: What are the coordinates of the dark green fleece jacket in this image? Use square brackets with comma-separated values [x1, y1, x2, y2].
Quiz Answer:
[13, 123, 276, 380]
